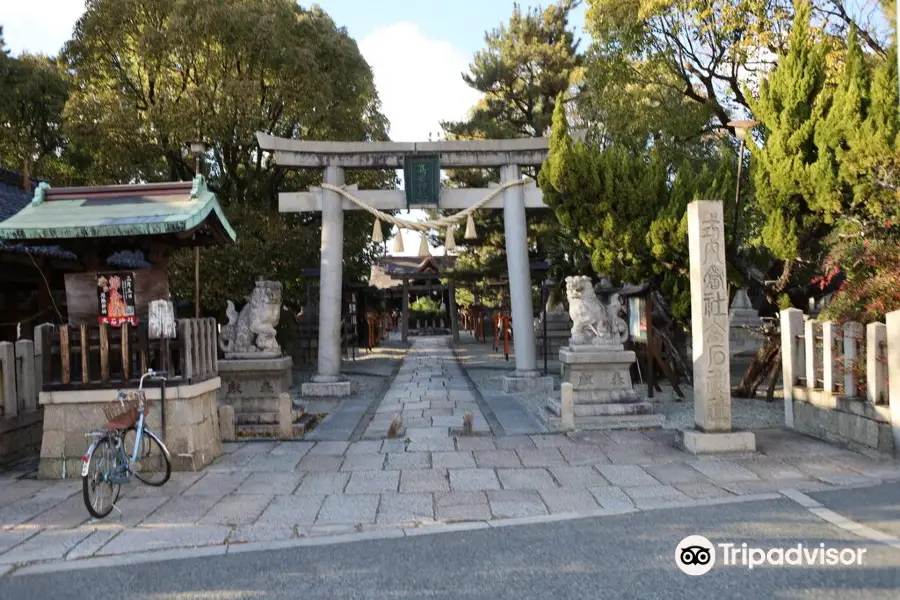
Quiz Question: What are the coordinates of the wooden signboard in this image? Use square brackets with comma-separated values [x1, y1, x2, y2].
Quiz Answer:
[404, 155, 440, 207]
[64, 268, 169, 326]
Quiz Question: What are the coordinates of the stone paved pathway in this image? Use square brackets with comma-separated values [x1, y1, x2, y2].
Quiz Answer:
[363, 338, 492, 439]
[1, 427, 898, 573]
[1, 336, 899, 574]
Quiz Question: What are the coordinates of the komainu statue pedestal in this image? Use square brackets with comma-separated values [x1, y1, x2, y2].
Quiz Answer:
[546, 276, 664, 431]
[217, 356, 297, 438]
[217, 280, 301, 438]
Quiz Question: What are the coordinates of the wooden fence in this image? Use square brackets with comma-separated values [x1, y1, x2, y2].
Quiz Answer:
[38, 318, 218, 391]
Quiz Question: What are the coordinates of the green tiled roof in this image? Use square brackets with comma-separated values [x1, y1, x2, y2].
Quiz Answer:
[0, 175, 236, 245]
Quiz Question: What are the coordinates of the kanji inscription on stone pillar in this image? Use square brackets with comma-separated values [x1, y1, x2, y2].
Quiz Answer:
[688, 201, 732, 432]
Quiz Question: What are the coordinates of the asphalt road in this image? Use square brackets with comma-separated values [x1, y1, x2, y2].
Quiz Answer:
[2, 484, 899, 600]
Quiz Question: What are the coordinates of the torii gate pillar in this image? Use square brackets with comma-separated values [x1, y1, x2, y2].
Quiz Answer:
[500, 164, 550, 393]
[302, 165, 354, 397]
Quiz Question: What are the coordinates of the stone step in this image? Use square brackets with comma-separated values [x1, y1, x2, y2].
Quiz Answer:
[573, 401, 655, 417]
[235, 412, 279, 425]
[292, 412, 320, 437]
[545, 410, 665, 431]
[547, 399, 655, 417]
[235, 423, 281, 437]
[571, 390, 642, 404]
[235, 407, 305, 425]
[236, 410, 311, 439]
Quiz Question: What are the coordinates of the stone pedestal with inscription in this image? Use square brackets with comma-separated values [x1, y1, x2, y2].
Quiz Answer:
[217, 356, 301, 438]
[546, 345, 664, 430]
[679, 201, 756, 453]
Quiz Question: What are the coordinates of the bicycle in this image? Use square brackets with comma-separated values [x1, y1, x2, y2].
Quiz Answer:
[81, 368, 173, 518]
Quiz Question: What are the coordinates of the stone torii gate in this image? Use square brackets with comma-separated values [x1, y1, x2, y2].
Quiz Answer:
[257, 133, 554, 396]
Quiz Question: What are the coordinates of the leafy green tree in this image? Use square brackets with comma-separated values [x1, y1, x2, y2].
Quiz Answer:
[0, 32, 70, 186]
[60, 0, 395, 314]
[750, 0, 832, 284]
[441, 0, 584, 288]
[582, 0, 891, 139]
[443, 0, 583, 140]
[811, 32, 900, 323]
[63, 0, 390, 200]
[812, 31, 900, 224]
[540, 98, 736, 320]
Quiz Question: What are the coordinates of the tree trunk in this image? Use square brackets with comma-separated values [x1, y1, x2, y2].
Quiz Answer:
[734, 337, 780, 398]
[766, 358, 782, 403]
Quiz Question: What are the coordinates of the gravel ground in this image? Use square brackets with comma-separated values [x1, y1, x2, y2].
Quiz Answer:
[455, 335, 784, 431]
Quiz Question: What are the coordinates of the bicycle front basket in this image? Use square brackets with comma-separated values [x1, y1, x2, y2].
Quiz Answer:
[102, 392, 142, 425]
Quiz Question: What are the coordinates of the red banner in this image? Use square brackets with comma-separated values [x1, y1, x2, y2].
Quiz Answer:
[97, 273, 137, 327]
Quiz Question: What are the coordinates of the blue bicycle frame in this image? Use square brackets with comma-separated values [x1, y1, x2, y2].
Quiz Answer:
[130, 406, 146, 465]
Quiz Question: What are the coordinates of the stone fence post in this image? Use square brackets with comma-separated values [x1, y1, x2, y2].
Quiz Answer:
[15, 339, 37, 413]
[867, 322, 887, 405]
[804, 320, 821, 390]
[780, 308, 804, 428]
[0, 342, 16, 418]
[34, 323, 54, 396]
[178, 319, 194, 380]
[884, 311, 900, 456]
[822, 321, 839, 393]
[843, 321, 863, 398]
[210, 318, 219, 374]
[205, 318, 217, 375]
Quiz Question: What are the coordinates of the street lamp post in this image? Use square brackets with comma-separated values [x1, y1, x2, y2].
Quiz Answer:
[187, 140, 207, 319]
[726, 119, 757, 256]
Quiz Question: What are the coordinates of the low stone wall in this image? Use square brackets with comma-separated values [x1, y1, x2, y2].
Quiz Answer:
[791, 387, 894, 454]
[39, 377, 223, 478]
[1, 334, 46, 465]
[0, 411, 43, 465]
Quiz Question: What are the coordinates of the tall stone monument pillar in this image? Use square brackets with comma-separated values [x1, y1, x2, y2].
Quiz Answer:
[679, 201, 755, 453]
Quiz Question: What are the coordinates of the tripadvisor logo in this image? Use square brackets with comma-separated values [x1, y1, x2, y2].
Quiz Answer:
[676, 535, 715, 576]
[676, 536, 868, 574]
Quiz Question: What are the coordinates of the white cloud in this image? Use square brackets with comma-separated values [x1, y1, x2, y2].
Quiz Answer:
[358, 22, 480, 142]
[358, 23, 480, 256]
[1, 0, 85, 56]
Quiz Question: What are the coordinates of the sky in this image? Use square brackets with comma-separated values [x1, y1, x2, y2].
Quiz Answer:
[1, 0, 587, 142]
[1, 0, 588, 255]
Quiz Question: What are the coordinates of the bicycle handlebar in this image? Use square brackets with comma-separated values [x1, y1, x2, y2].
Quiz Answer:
[138, 369, 168, 389]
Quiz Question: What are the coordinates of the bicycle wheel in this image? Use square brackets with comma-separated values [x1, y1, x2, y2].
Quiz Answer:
[124, 427, 171, 486]
[82, 436, 121, 519]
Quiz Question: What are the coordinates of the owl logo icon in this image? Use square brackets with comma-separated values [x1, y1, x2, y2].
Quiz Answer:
[676, 535, 716, 575]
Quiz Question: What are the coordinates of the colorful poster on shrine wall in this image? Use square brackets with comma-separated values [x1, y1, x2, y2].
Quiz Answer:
[97, 273, 137, 327]
[628, 296, 647, 342]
